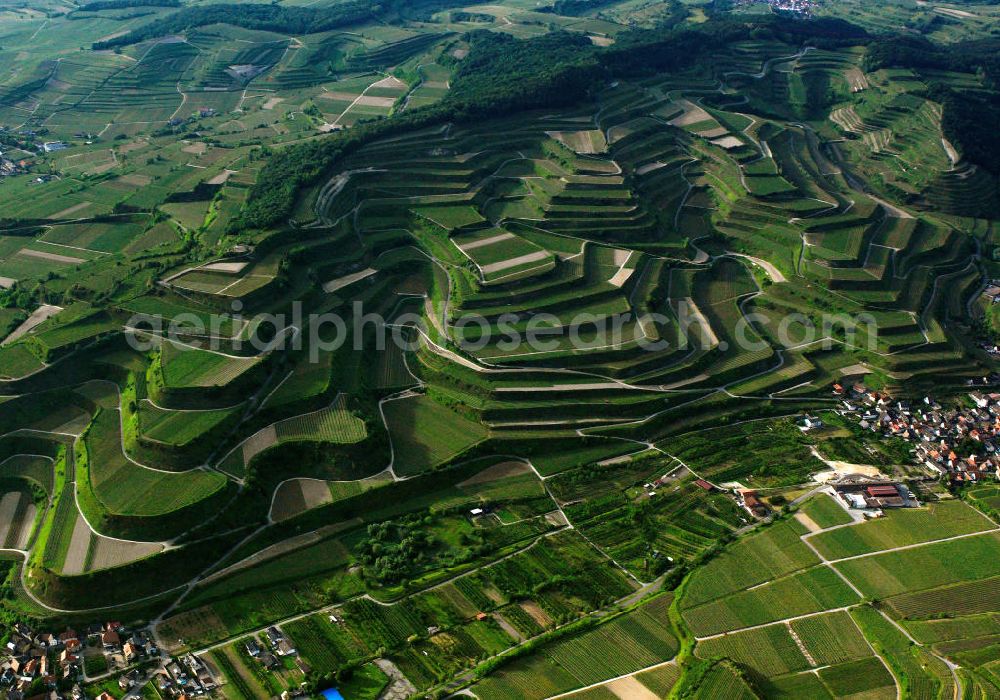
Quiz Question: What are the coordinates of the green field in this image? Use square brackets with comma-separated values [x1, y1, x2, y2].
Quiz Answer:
[382, 395, 488, 476]
[808, 501, 995, 560]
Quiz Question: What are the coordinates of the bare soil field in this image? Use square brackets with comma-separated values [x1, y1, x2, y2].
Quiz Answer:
[668, 100, 711, 127]
[90, 536, 162, 570]
[481, 250, 549, 275]
[13, 502, 36, 549]
[606, 676, 659, 700]
[206, 170, 236, 185]
[457, 232, 515, 251]
[711, 136, 744, 150]
[241, 424, 277, 467]
[355, 95, 397, 108]
[62, 513, 92, 575]
[270, 478, 334, 522]
[794, 511, 822, 533]
[0, 493, 21, 546]
[18, 248, 85, 264]
[3, 303, 62, 346]
[201, 261, 247, 273]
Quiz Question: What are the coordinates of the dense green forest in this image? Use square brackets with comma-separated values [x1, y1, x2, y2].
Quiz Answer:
[92, 1, 378, 48]
[76, 0, 180, 11]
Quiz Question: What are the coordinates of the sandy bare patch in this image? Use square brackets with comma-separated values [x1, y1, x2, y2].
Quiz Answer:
[520, 600, 551, 628]
[322, 267, 377, 293]
[845, 68, 870, 92]
[609, 265, 635, 288]
[262, 97, 284, 110]
[206, 169, 235, 185]
[271, 478, 334, 521]
[668, 99, 711, 127]
[62, 513, 92, 575]
[696, 126, 729, 139]
[3, 304, 61, 346]
[0, 277, 15, 290]
[202, 261, 247, 273]
[0, 493, 20, 546]
[794, 511, 822, 533]
[481, 251, 549, 275]
[457, 232, 515, 251]
[13, 502, 36, 549]
[545, 510, 568, 527]
[49, 202, 91, 219]
[18, 248, 85, 265]
[372, 75, 407, 90]
[241, 424, 277, 467]
[458, 461, 531, 488]
[935, 6, 974, 18]
[711, 136, 745, 150]
[680, 297, 718, 347]
[588, 35, 614, 47]
[452, 48, 469, 59]
[182, 142, 207, 155]
[90, 537, 161, 570]
[941, 138, 959, 167]
[355, 95, 397, 108]
[607, 676, 659, 700]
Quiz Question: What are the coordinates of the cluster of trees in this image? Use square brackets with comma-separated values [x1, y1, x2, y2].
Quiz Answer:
[92, 1, 380, 49]
[77, 0, 179, 11]
[357, 519, 437, 584]
[542, 0, 623, 18]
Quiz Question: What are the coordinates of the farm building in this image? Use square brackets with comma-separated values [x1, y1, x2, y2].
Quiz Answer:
[834, 481, 914, 509]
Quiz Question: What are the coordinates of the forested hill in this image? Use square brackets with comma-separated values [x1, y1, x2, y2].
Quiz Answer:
[237, 15, 871, 231]
[92, 1, 378, 49]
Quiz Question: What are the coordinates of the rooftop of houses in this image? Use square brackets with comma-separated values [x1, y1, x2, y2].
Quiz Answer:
[834, 383, 1000, 484]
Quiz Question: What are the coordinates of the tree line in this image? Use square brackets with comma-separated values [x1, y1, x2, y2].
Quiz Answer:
[92, 1, 379, 49]
[77, 0, 179, 12]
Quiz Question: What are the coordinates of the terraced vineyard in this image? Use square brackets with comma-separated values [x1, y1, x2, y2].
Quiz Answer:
[2, 1, 1000, 697]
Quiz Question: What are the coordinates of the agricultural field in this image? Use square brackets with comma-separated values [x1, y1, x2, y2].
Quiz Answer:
[1, 2, 999, 697]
